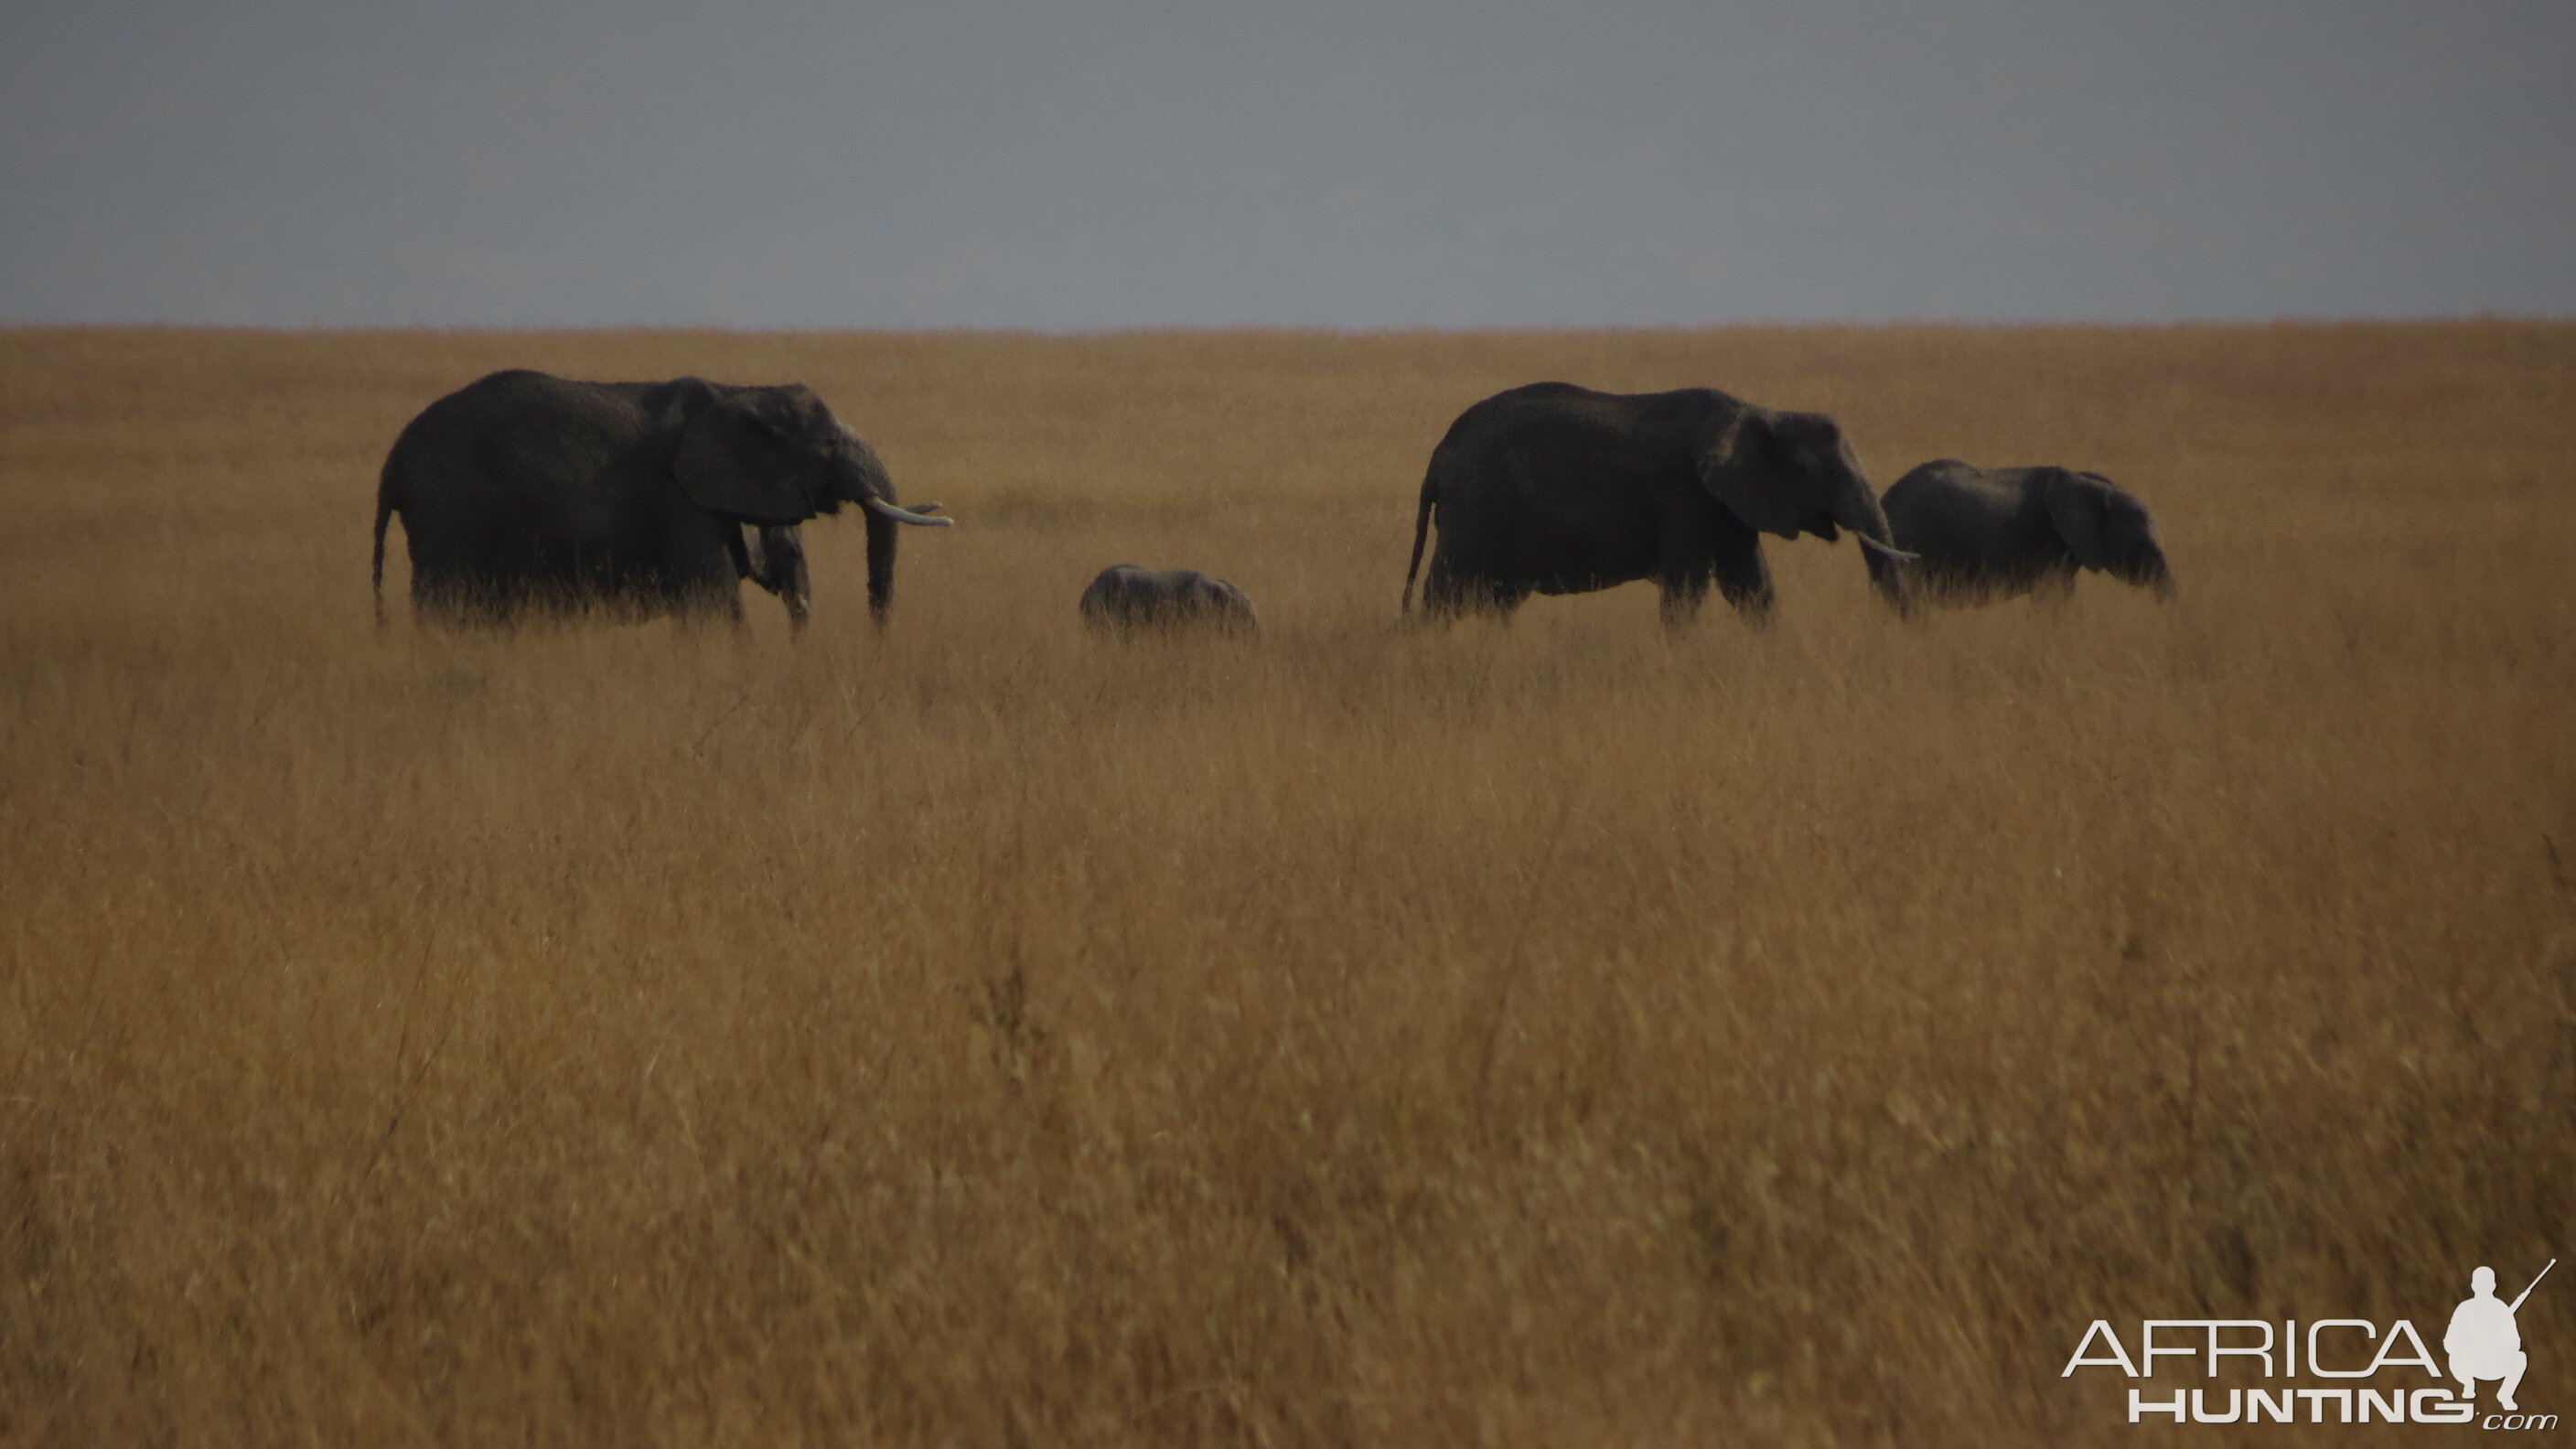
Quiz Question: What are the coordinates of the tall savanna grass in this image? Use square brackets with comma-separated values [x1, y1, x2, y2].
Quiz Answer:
[1, 324, 2571, 1445]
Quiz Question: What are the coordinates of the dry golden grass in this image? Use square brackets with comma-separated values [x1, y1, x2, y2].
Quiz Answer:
[1, 323, 2571, 1445]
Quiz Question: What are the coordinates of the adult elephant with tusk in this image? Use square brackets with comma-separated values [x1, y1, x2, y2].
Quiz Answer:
[1403, 381, 1908, 628]
[372, 370, 952, 629]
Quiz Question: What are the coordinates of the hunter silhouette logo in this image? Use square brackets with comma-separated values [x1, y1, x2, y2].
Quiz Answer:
[2450, 1261, 2550, 1412]
[2062, 1258, 2557, 1428]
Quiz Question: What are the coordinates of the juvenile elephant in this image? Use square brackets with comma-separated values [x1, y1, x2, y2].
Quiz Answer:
[1079, 565, 1259, 635]
[1403, 382, 1906, 628]
[372, 370, 952, 628]
[1868, 461, 2173, 607]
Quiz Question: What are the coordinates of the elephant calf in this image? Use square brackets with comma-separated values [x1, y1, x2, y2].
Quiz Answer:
[1079, 565, 1259, 636]
[1869, 461, 2173, 609]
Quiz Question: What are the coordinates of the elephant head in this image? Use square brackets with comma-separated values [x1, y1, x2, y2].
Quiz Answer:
[671, 383, 951, 623]
[2045, 469, 2173, 598]
[1185, 575, 1260, 633]
[1696, 402, 1911, 596]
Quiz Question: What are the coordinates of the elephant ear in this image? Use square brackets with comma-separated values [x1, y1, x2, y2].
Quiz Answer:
[673, 390, 825, 526]
[2044, 468, 2112, 571]
[641, 376, 725, 431]
[1692, 404, 1802, 540]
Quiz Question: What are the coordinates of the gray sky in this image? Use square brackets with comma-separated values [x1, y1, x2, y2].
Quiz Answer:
[5, 0, 2571, 327]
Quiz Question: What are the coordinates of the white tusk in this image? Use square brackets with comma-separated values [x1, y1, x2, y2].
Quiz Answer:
[862, 496, 954, 527]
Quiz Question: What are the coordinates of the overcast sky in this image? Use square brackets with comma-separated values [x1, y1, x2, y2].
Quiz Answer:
[4, 0, 2571, 327]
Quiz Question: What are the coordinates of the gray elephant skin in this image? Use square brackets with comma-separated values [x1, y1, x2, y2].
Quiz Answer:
[1867, 461, 2173, 608]
[372, 369, 951, 628]
[1402, 382, 1907, 627]
[1079, 565, 1259, 635]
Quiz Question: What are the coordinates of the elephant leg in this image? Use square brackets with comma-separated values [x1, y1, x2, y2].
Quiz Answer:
[668, 574, 747, 628]
[1419, 556, 1465, 618]
[656, 584, 746, 635]
[1710, 526, 1776, 623]
[1656, 552, 1714, 631]
[1422, 557, 1525, 621]
[1467, 578, 1532, 621]
[651, 506, 757, 630]
[414, 572, 518, 629]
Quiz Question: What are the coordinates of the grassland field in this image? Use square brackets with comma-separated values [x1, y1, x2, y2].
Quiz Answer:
[1, 323, 2571, 1445]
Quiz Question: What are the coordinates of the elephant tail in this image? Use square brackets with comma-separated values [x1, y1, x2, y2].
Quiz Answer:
[371, 479, 395, 628]
[1402, 471, 1436, 613]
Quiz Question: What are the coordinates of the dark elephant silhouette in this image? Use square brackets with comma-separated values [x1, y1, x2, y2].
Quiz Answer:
[1404, 382, 1906, 628]
[1869, 461, 2172, 608]
[1079, 565, 1259, 636]
[373, 370, 950, 628]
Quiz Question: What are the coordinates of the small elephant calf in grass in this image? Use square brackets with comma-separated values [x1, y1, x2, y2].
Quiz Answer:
[1079, 565, 1259, 636]
[1868, 461, 2174, 610]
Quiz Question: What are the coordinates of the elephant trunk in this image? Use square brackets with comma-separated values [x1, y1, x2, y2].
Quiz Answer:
[864, 507, 897, 626]
[2141, 550, 2177, 601]
[1833, 476, 1919, 615]
[1830, 475, 1900, 550]
[853, 488, 948, 626]
[2109, 531, 2175, 599]
[1861, 535, 1916, 617]
[834, 429, 950, 528]
[828, 433, 950, 628]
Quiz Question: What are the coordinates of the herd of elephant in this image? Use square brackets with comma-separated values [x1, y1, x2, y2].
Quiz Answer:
[370, 369, 2174, 636]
